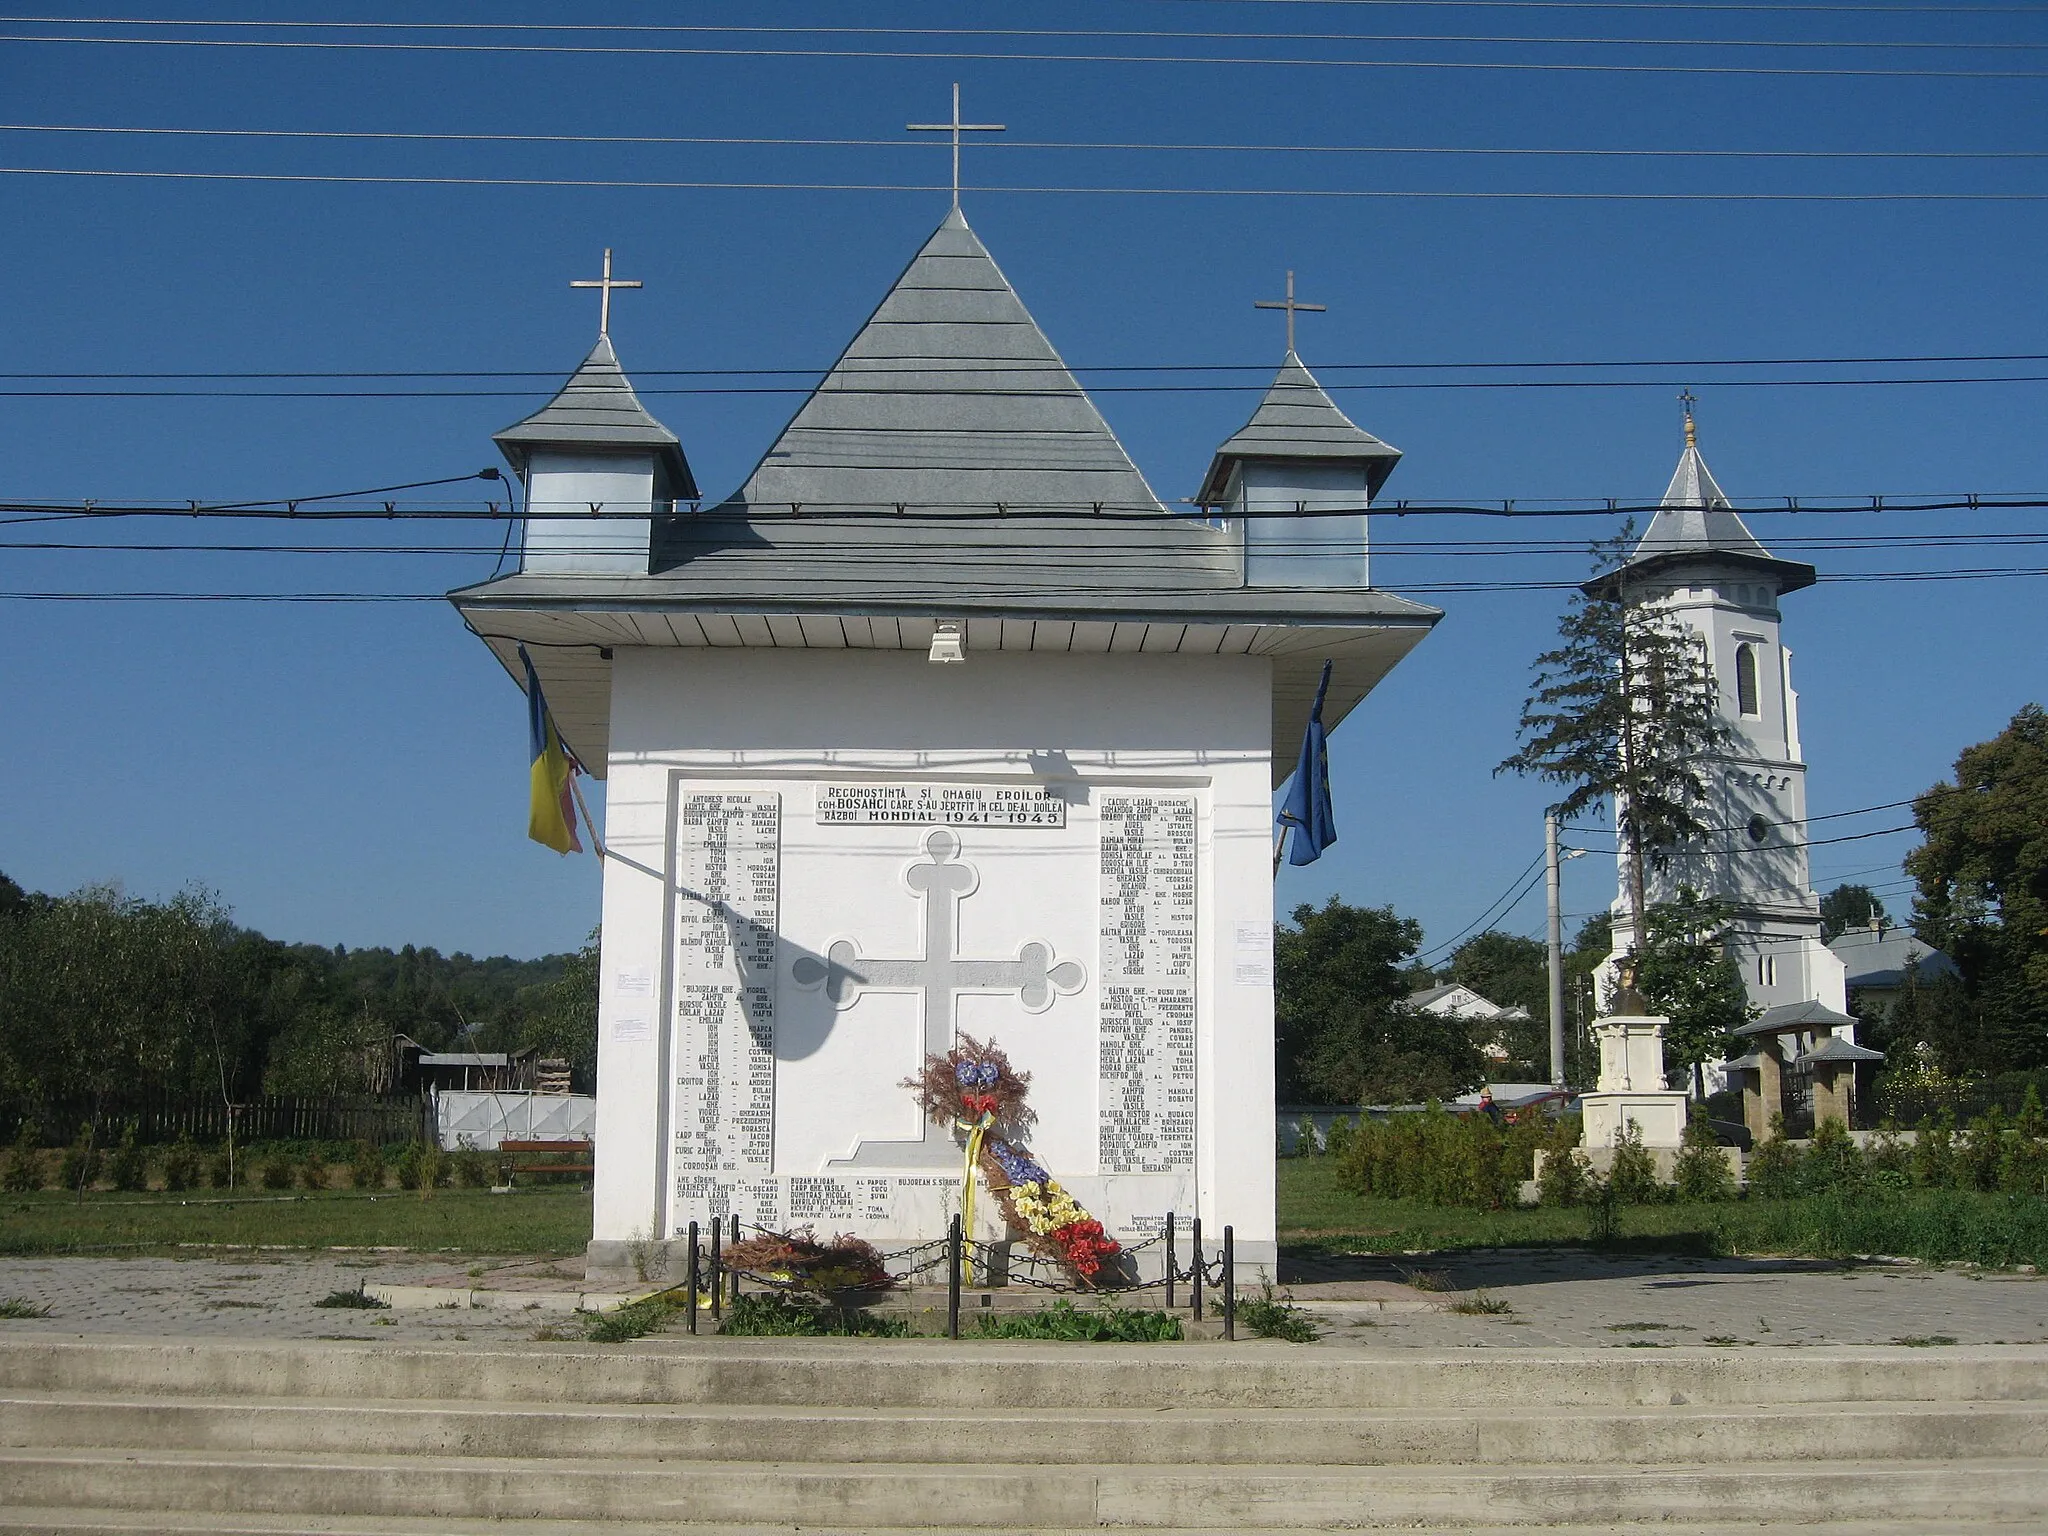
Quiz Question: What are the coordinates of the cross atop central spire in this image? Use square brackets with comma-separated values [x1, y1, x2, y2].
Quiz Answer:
[907, 82, 1005, 208]
[1679, 387, 1699, 447]
[1255, 270, 1326, 354]
[570, 248, 641, 337]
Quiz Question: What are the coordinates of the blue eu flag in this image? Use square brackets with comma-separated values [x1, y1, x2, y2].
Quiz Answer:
[1278, 660, 1337, 866]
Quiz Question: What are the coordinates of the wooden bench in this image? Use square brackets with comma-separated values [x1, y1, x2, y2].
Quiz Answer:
[498, 1139, 594, 1177]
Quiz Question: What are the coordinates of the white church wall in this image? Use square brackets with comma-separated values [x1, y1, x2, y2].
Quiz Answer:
[588, 647, 1279, 1273]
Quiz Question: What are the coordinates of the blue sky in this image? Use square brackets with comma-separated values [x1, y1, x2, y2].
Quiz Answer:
[1, 4, 2043, 961]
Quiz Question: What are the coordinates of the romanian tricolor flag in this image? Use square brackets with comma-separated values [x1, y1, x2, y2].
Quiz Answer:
[520, 645, 583, 855]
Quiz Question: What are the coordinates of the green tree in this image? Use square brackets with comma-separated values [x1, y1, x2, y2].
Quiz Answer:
[1820, 883, 1889, 943]
[1634, 888, 1756, 1097]
[508, 927, 600, 1090]
[1906, 703, 2048, 1069]
[1497, 529, 1736, 961]
[1445, 930, 1551, 1075]
[1276, 899, 1483, 1105]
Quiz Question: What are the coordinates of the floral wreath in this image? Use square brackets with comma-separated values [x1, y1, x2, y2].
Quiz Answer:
[906, 1034, 1121, 1285]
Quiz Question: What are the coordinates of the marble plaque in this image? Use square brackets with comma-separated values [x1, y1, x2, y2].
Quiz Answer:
[1098, 794, 1198, 1175]
[672, 792, 779, 1186]
[817, 783, 1066, 828]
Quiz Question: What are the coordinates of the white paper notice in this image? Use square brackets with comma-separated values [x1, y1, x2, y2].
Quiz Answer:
[1232, 920, 1273, 987]
[612, 1009, 653, 1042]
[615, 968, 654, 999]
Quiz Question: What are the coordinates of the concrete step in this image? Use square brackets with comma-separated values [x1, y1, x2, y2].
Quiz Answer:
[4, 1392, 2045, 1467]
[4, 1518, 2041, 1536]
[1, 1447, 2044, 1528]
[3, 1518, 2042, 1536]
[7, 1337, 2047, 1411]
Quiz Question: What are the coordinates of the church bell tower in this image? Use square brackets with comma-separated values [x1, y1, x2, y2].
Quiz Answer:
[1588, 402, 1848, 1022]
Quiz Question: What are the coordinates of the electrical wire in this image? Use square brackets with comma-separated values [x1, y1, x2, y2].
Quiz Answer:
[7, 123, 2048, 161]
[10, 165, 2048, 200]
[1416, 853, 1551, 959]
[6, 30, 2048, 78]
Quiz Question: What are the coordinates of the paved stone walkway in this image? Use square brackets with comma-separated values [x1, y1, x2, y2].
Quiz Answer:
[0, 1247, 2042, 1348]
[1278, 1248, 2048, 1349]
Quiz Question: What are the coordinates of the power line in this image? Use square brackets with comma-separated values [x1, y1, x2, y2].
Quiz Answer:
[9, 123, 2048, 161]
[9, 350, 2048, 381]
[11, 165, 2048, 201]
[4, 18, 2046, 52]
[1417, 852, 1551, 960]
[7, 29, 2048, 77]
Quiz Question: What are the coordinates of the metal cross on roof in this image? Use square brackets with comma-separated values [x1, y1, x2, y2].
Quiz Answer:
[569, 248, 642, 337]
[907, 82, 1005, 209]
[1679, 387, 1700, 447]
[1255, 270, 1327, 354]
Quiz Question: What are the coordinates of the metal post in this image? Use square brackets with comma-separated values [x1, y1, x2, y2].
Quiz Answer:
[946, 1213, 962, 1339]
[1189, 1216, 1203, 1321]
[1222, 1226, 1236, 1340]
[685, 1221, 699, 1335]
[709, 1218, 722, 1320]
[1546, 809, 1567, 1088]
[1164, 1211, 1176, 1310]
[729, 1214, 741, 1302]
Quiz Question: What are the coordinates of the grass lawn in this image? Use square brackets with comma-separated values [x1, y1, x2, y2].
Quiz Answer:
[0, 1187, 594, 1257]
[1279, 1156, 2048, 1268]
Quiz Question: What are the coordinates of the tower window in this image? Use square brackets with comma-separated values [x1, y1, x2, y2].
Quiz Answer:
[1735, 643, 1760, 717]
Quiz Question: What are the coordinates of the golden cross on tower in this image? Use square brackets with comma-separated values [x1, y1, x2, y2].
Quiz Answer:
[1255, 270, 1327, 354]
[570, 248, 642, 337]
[908, 82, 1005, 208]
[1679, 388, 1699, 447]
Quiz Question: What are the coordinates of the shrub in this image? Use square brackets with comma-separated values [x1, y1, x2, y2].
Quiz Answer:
[348, 1140, 384, 1192]
[1913, 1110, 1956, 1189]
[452, 1141, 494, 1189]
[969, 1300, 1180, 1342]
[1673, 1109, 1736, 1202]
[204, 1149, 234, 1189]
[1865, 1122, 1914, 1190]
[2015, 1085, 2047, 1142]
[1804, 1117, 1864, 1196]
[314, 1284, 387, 1309]
[258, 1152, 294, 1190]
[1536, 1117, 1592, 1207]
[1322, 1116, 1355, 1160]
[1746, 1114, 1804, 1199]
[1, 1123, 42, 1192]
[106, 1125, 147, 1192]
[159, 1136, 200, 1193]
[300, 1150, 328, 1191]
[1999, 1134, 2048, 1197]
[57, 1124, 102, 1193]
[1334, 1103, 1542, 1210]
[393, 1140, 425, 1191]
[1236, 1292, 1319, 1342]
[1606, 1122, 1663, 1205]
[1958, 1110, 2006, 1192]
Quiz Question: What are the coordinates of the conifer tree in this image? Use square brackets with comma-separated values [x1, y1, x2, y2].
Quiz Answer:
[1498, 528, 1735, 967]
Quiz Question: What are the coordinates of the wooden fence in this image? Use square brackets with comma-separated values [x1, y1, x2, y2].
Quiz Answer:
[0, 1093, 433, 1148]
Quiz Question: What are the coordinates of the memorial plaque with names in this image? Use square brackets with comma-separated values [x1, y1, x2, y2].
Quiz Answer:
[818, 783, 1066, 827]
[672, 792, 779, 1189]
[1098, 794, 1197, 1175]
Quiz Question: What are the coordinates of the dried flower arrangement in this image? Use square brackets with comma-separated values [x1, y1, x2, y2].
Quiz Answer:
[721, 1227, 895, 1295]
[904, 1033, 1122, 1286]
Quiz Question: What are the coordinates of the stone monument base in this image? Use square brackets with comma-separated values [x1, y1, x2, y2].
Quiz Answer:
[1578, 1089, 1689, 1151]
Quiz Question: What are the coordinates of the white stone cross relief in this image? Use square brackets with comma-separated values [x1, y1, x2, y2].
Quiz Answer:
[792, 827, 1085, 1167]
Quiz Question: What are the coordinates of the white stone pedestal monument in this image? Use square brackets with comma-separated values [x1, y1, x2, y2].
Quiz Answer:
[1578, 994, 1689, 1153]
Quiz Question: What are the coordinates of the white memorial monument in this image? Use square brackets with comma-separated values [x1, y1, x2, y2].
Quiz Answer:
[1578, 982, 1689, 1155]
[452, 159, 1439, 1280]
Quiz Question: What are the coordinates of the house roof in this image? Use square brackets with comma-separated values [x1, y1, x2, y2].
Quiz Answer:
[1194, 350, 1402, 506]
[1825, 925, 1960, 989]
[1583, 429, 1815, 600]
[492, 335, 696, 496]
[1733, 998, 1861, 1037]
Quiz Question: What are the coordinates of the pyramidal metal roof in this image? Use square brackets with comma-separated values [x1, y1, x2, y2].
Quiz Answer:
[1196, 350, 1402, 506]
[1584, 429, 1815, 598]
[715, 206, 1166, 515]
[493, 334, 696, 496]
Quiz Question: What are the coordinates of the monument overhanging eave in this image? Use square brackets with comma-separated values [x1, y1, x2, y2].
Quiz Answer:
[451, 577, 1439, 785]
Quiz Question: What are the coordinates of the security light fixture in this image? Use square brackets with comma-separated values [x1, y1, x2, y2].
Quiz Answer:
[929, 620, 966, 665]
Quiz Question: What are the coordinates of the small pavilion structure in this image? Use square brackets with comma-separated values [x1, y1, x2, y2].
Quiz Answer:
[1727, 1000, 1885, 1139]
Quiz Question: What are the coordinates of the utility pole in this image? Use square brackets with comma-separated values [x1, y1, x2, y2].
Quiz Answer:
[1546, 810, 1566, 1087]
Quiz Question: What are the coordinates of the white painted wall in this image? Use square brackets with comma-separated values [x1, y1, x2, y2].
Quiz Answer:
[589, 648, 1279, 1268]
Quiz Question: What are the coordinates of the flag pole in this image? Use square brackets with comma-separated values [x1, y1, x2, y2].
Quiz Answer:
[1272, 824, 1289, 874]
[567, 772, 608, 860]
